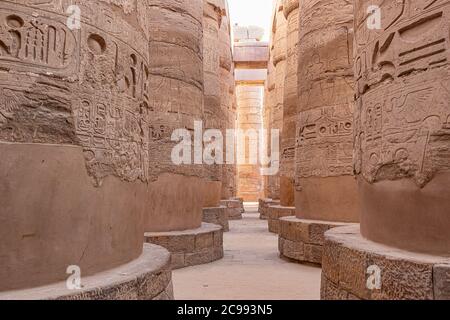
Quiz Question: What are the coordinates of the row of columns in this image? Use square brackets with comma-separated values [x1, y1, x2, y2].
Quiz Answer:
[0, 0, 240, 298]
[262, 0, 450, 300]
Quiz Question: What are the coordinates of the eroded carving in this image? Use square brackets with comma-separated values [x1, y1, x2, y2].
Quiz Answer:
[354, 0, 450, 187]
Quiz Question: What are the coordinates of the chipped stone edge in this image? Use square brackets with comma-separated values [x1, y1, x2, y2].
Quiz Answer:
[278, 216, 354, 265]
[203, 206, 230, 232]
[267, 205, 295, 234]
[0, 244, 173, 300]
[145, 223, 224, 270]
[321, 225, 450, 300]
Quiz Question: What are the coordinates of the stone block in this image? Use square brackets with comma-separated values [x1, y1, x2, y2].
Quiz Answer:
[434, 264, 450, 300]
[195, 232, 214, 251]
[321, 225, 450, 300]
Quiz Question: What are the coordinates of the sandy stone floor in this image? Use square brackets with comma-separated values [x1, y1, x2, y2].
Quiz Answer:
[173, 204, 322, 300]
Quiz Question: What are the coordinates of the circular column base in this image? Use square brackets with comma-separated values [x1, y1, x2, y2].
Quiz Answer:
[321, 225, 450, 300]
[259, 198, 280, 220]
[220, 199, 243, 220]
[203, 206, 229, 232]
[232, 197, 245, 213]
[0, 244, 173, 300]
[267, 205, 295, 234]
[279, 217, 354, 265]
[145, 223, 224, 270]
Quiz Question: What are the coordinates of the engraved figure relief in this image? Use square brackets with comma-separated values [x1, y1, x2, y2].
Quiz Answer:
[354, 0, 450, 187]
[297, 105, 354, 178]
[74, 26, 151, 184]
[0, 2, 151, 184]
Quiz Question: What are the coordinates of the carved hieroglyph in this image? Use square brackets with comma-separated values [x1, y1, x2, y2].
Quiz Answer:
[0, 0, 208, 186]
[354, 0, 450, 187]
[0, 0, 152, 185]
[354, 0, 450, 254]
[297, 0, 355, 180]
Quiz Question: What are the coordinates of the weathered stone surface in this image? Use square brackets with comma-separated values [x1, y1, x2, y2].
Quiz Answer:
[233, 41, 269, 69]
[0, 244, 173, 300]
[221, 199, 243, 220]
[279, 238, 304, 261]
[232, 197, 246, 213]
[267, 205, 295, 234]
[145, 0, 208, 233]
[263, 0, 286, 201]
[295, 0, 359, 223]
[354, 0, 450, 255]
[321, 225, 450, 300]
[145, 223, 224, 269]
[279, 217, 352, 265]
[259, 198, 280, 220]
[203, 0, 225, 188]
[279, 0, 299, 207]
[220, 36, 238, 200]
[203, 206, 230, 232]
[219, 2, 237, 200]
[434, 264, 450, 300]
[0, 0, 155, 292]
[0, 0, 235, 296]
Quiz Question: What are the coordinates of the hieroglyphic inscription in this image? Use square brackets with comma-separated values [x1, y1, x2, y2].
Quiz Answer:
[0, 2, 78, 75]
[0, 1, 151, 184]
[354, 0, 450, 187]
[296, 0, 355, 180]
[297, 105, 354, 178]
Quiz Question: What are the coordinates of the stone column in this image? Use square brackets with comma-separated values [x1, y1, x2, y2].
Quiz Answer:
[233, 26, 269, 206]
[203, 0, 225, 204]
[219, 0, 237, 201]
[269, 1, 287, 201]
[0, 0, 172, 299]
[278, 0, 359, 264]
[259, 0, 282, 220]
[280, 0, 299, 207]
[144, 0, 223, 270]
[145, 0, 206, 231]
[266, 0, 295, 233]
[322, 0, 450, 300]
[203, 0, 233, 232]
[236, 85, 264, 202]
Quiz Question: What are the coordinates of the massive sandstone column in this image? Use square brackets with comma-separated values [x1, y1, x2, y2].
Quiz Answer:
[259, 1, 282, 220]
[202, 0, 225, 205]
[203, 0, 234, 232]
[322, 0, 450, 300]
[280, 0, 299, 207]
[218, 0, 236, 200]
[0, 0, 172, 299]
[265, 0, 297, 233]
[270, 1, 287, 200]
[143, 0, 224, 269]
[278, 0, 359, 264]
